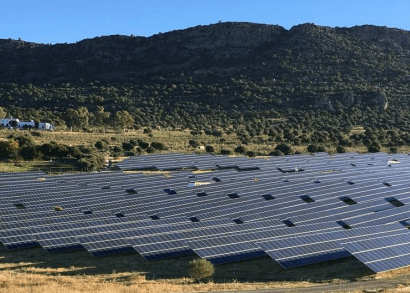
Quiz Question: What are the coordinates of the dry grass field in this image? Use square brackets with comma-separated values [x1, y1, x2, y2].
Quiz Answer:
[1, 128, 410, 169]
[0, 245, 317, 293]
[1, 128, 406, 155]
[0, 243, 409, 292]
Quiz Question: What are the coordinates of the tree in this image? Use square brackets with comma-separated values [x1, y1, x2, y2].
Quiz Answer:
[65, 107, 89, 130]
[0, 139, 19, 158]
[113, 110, 134, 131]
[20, 145, 41, 160]
[53, 144, 69, 159]
[91, 106, 110, 129]
[13, 134, 35, 148]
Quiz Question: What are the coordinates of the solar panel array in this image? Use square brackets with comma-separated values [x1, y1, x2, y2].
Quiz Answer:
[2, 152, 410, 273]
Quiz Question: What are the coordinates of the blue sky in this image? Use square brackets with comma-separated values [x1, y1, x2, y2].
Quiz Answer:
[1, 0, 409, 44]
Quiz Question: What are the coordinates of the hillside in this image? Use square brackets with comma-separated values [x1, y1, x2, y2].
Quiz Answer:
[1, 22, 410, 154]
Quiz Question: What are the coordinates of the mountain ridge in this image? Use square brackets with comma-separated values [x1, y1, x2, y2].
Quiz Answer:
[2, 22, 410, 87]
[1, 22, 410, 141]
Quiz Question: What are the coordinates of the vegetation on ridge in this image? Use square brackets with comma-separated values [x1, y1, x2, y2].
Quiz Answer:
[1, 22, 410, 161]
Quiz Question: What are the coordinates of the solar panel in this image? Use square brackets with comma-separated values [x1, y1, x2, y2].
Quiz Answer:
[129, 218, 285, 261]
[75, 218, 233, 257]
[186, 222, 341, 264]
[1, 152, 410, 274]
[33, 216, 192, 254]
[342, 231, 410, 273]
[257, 222, 407, 269]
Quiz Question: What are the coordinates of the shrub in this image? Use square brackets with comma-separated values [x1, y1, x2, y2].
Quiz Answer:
[95, 140, 108, 150]
[189, 140, 199, 147]
[307, 144, 318, 153]
[76, 158, 91, 171]
[204, 129, 212, 135]
[234, 145, 247, 154]
[151, 142, 166, 150]
[146, 146, 155, 153]
[188, 259, 215, 280]
[110, 145, 124, 157]
[338, 139, 352, 147]
[368, 145, 380, 153]
[205, 145, 214, 153]
[137, 139, 149, 149]
[79, 146, 94, 154]
[336, 145, 346, 153]
[269, 150, 284, 156]
[67, 146, 82, 158]
[368, 142, 382, 153]
[76, 154, 106, 171]
[122, 142, 134, 151]
[220, 149, 231, 155]
[275, 143, 292, 155]
[129, 139, 138, 146]
[212, 130, 223, 137]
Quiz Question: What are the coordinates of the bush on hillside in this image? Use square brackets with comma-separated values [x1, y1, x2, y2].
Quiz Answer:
[336, 145, 346, 153]
[275, 143, 292, 155]
[188, 259, 215, 280]
[205, 145, 214, 153]
[234, 145, 247, 154]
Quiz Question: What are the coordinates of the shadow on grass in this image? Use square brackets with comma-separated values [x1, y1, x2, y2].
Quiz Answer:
[0, 245, 374, 282]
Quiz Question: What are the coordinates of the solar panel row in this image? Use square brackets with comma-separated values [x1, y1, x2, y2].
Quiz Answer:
[0, 152, 410, 274]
